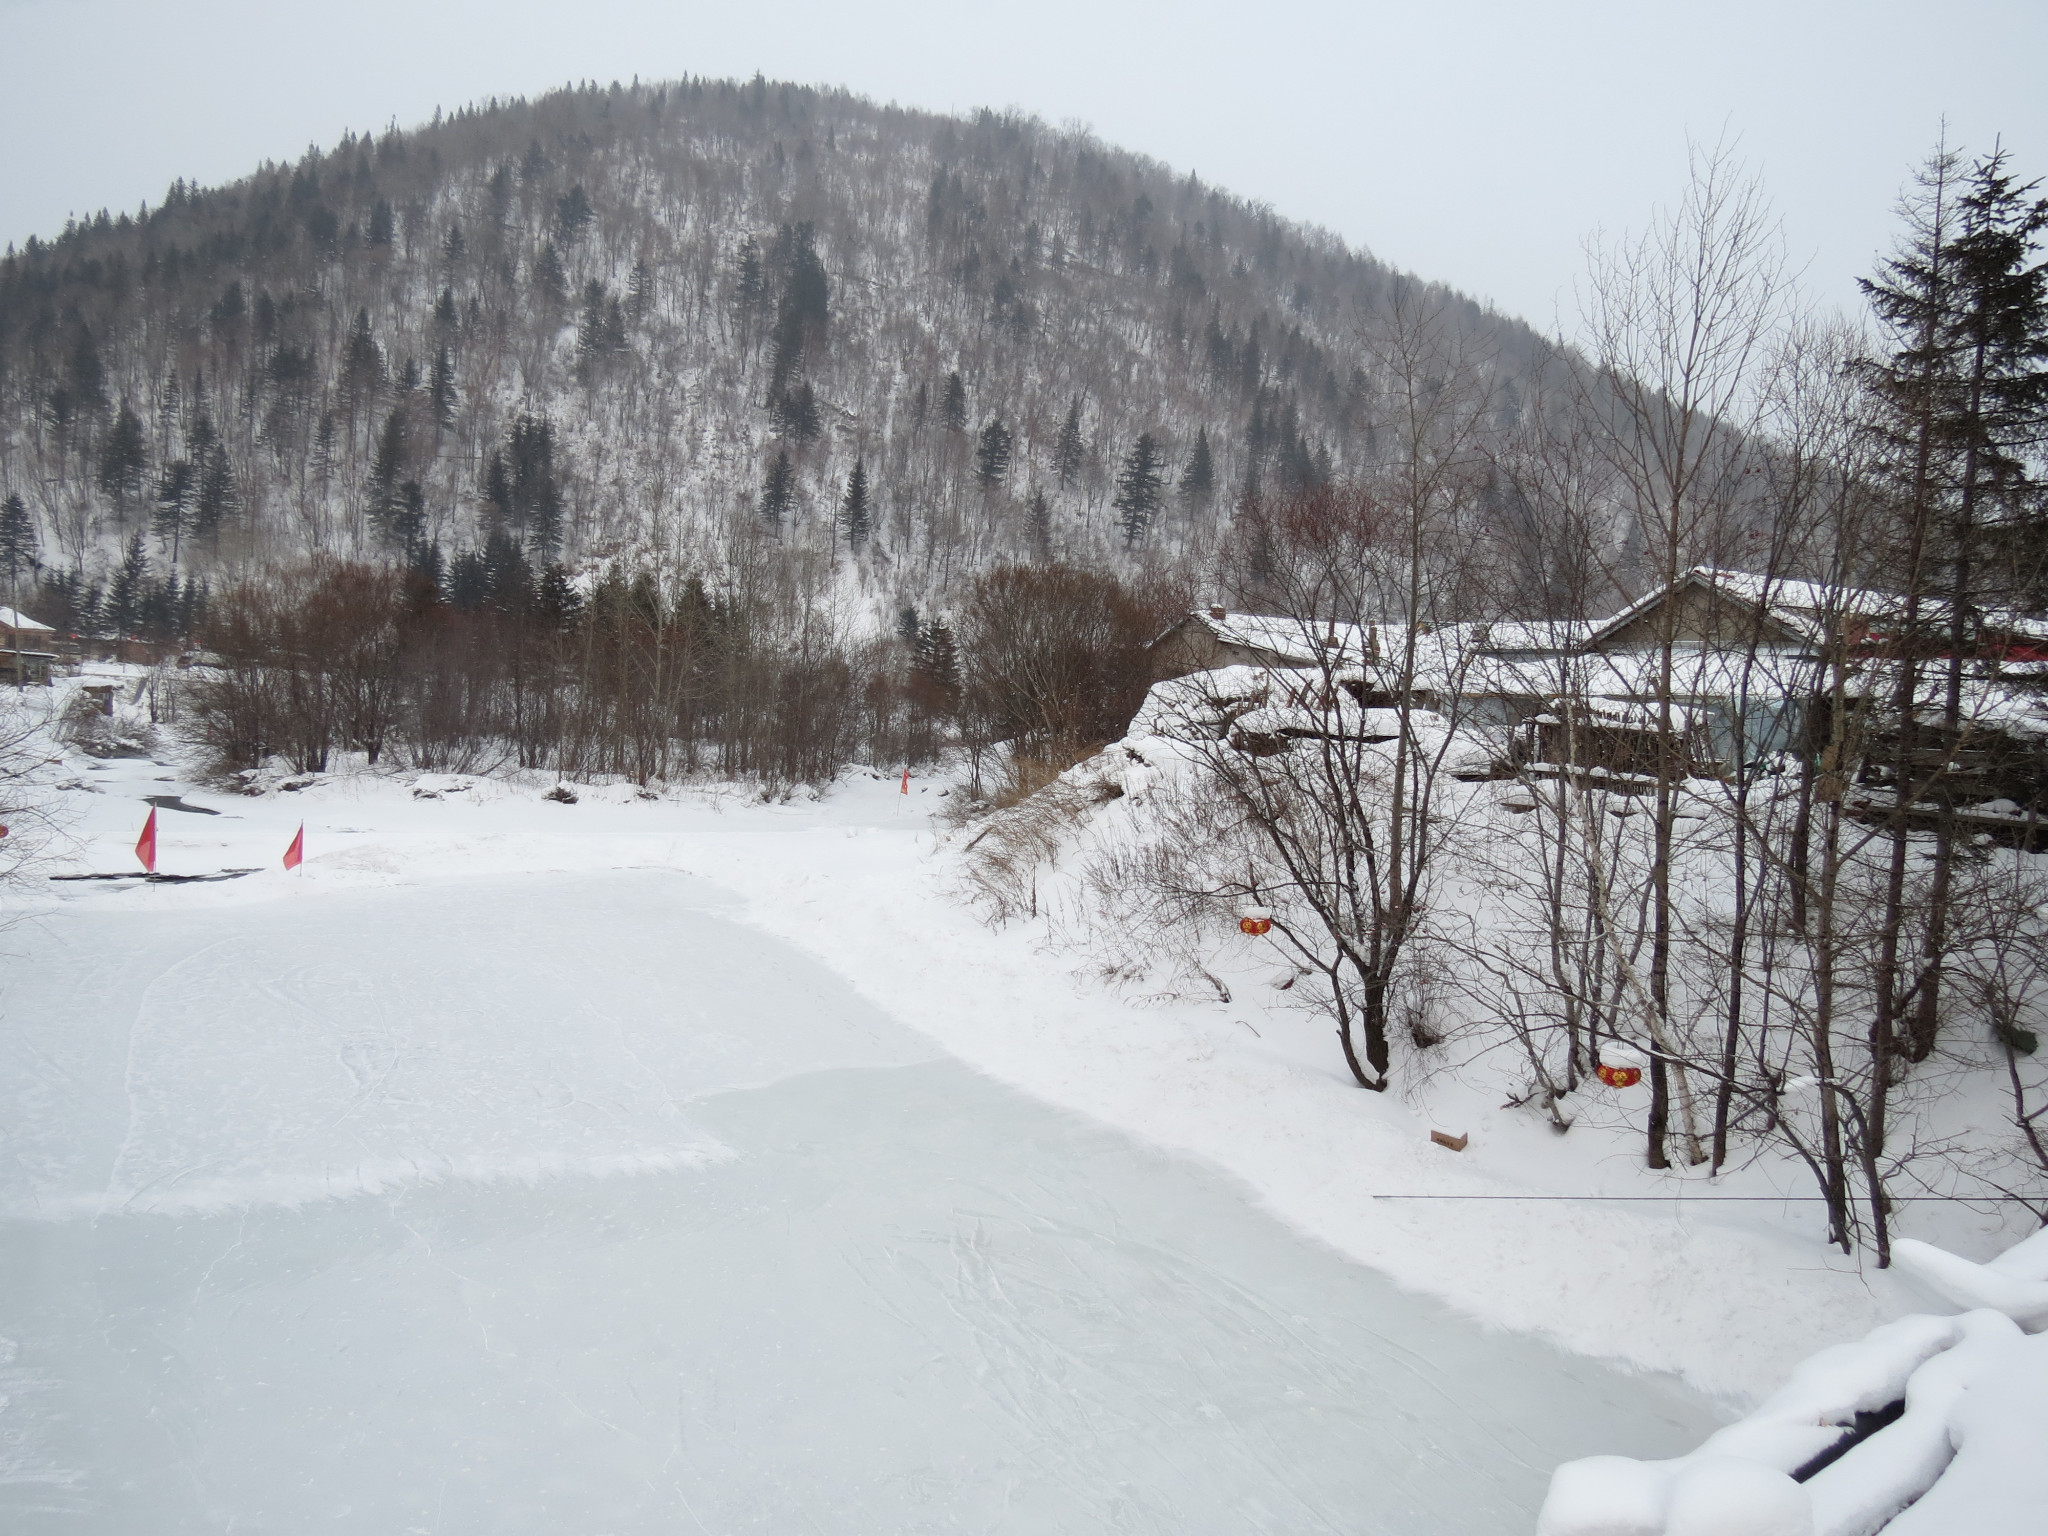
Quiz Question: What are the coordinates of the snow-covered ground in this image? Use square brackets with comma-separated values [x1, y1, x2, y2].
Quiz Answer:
[0, 671, 2023, 1528]
[0, 872, 1714, 1530]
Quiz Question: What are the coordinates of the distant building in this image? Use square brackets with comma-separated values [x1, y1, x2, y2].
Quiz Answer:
[0, 605, 57, 686]
[1150, 607, 1368, 677]
[1146, 571, 2048, 798]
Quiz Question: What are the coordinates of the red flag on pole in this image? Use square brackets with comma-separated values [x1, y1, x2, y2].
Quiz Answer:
[134, 807, 158, 873]
[900, 767, 910, 795]
[283, 823, 305, 871]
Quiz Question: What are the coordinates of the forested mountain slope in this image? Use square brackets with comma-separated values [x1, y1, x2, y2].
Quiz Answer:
[0, 75, 1551, 630]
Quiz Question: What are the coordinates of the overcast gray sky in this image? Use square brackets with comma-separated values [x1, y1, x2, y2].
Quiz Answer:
[3, 0, 2044, 333]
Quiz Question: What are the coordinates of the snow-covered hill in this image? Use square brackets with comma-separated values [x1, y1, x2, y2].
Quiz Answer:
[0, 77, 1550, 630]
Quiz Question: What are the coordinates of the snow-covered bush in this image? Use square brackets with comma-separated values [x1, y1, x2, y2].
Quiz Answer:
[54, 687, 158, 758]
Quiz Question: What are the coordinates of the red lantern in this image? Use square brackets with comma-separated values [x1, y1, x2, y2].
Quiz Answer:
[1596, 1062, 1643, 1089]
[1240, 916, 1272, 936]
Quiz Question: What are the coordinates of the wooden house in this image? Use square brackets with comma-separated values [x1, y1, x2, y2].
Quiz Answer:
[0, 605, 57, 686]
[1149, 607, 1367, 678]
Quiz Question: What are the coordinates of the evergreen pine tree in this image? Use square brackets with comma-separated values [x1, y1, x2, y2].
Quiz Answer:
[139, 571, 178, 638]
[369, 409, 410, 546]
[481, 529, 535, 614]
[106, 532, 149, 634]
[194, 445, 235, 542]
[974, 420, 1013, 489]
[774, 380, 821, 442]
[533, 243, 569, 308]
[527, 475, 564, 560]
[940, 371, 969, 432]
[775, 222, 831, 340]
[340, 308, 384, 414]
[501, 415, 565, 556]
[95, 401, 147, 512]
[537, 563, 584, 628]
[71, 576, 105, 639]
[1053, 397, 1086, 484]
[429, 344, 457, 427]
[1112, 432, 1166, 546]
[765, 223, 830, 401]
[0, 494, 37, 598]
[766, 324, 804, 406]
[1858, 143, 2048, 1064]
[391, 481, 427, 554]
[447, 547, 491, 609]
[735, 237, 766, 349]
[68, 329, 109, 419]
[555, 185, 595, 241]
[410, 538, 446, 594]
[577, 281, 617, 376]
[913, 618, 960, 707]
[760, 449, 796, 534]
[176, 575, 208, 636]
[1027, 487, 1052, 561]
[481, 450, 512, 535]
[1204, 305, 1234, 379]
[1180, 425, 1215, 503]
[152, 459, 195, 561]
[186, 407, 218, 463]
[841, 456, 871, 551]
[895, 604, 920, 644]
[1246, 397, 1270, 464]
[312, 413, 338, 488]
[1863, 144, 2048, 628]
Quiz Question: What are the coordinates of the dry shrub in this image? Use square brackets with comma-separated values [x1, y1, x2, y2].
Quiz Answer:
[990, 740, 1098, 811]
[957, 562, 1177, 766]
[957, 762, 1121, 923]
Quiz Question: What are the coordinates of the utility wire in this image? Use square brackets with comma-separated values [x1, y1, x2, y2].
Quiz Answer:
[1368, 1194, 2039, 1202]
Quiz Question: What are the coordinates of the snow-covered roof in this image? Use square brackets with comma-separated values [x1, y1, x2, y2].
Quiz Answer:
[1126, 665, 1274, 740]
[1172, 611, 1589, 685]
[1585, 566, 2048, 653]
[1166, 588, 2048, 712]
[0, 605, 54, 634]
[1583, 568, 1835, 651]
[1174, 610, 1371, 667]
[1466, 619, 1594, 656]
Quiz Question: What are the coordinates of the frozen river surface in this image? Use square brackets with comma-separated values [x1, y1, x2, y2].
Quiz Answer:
[0, 871, 1718, 1532]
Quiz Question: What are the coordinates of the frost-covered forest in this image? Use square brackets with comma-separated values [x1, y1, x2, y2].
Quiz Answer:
[0, 75, 1548, 630]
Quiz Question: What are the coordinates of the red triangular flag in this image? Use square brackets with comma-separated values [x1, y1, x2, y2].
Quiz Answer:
[900, 766, 910, 795]
[134, 807, 158, 873]
[283, 823, 304, 871]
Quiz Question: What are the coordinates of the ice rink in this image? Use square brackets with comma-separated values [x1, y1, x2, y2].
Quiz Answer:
[1, 869, 1717, 1531]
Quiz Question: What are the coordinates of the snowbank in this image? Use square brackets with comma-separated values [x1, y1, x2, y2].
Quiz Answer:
[1537, 1226, 2048, 1536]
[1892, 1225, 2048, 1330]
